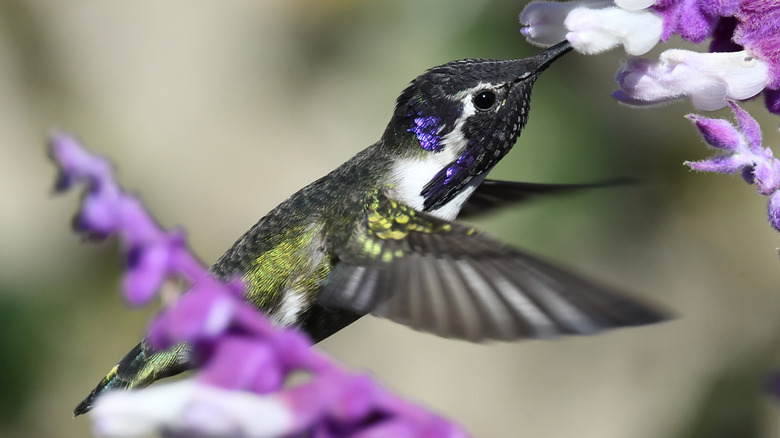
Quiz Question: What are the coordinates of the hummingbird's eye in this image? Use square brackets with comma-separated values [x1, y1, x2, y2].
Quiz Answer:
[473, 90, 497, 111]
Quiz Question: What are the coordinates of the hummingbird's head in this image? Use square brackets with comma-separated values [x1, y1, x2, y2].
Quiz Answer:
[382, 41, 572, 220]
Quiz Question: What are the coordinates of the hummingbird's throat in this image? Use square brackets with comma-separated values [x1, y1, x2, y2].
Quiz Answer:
[408, 115, 443, 152]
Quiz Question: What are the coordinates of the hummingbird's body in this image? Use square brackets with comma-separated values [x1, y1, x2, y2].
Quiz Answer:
[75, 41, 664, 415]
[211, 146, 382, 337]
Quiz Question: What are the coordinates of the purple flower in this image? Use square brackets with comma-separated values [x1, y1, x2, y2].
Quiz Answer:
[612, 49, 770, 110]
[95, 286, 468, 437]
[49, 132, 209, 306]
[732, 1, 780, 89]
[49, 131, 114, 191]
[50, 132, 468, 438]
[520, 1, 663, 55]
[684, 102, 780, 231]
[520, 1, 780, 113]
[652, 0, 732, 43]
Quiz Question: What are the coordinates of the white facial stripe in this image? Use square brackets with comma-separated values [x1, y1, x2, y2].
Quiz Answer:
[439, 81, 507, 154]
[438, 94, 475, 155]
[390, 82, 503, 219]
[390, 150, 458, 214]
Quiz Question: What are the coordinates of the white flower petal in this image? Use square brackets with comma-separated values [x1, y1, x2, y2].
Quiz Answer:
[689, 82, 732, 111]
[714, 52, 771, 100]
[614, 0, 656, 10]
[564, 6, 663, 55]
[615, 50, 771, 110]
[90, 380, 196, 437]
[203, 294, 236, 336]
[520, 0, 611, 47]
[521, 1, 661, 55]
[520, 2, 574, 46]
[90, 380, 294, 438]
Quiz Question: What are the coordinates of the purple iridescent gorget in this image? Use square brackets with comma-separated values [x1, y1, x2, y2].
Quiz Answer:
[408, 115, 443, 152]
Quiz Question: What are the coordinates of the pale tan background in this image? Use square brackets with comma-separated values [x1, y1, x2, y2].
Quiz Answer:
[2, 1, 780, 437]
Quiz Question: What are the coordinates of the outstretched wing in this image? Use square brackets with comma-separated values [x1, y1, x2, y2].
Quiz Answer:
[459, 178, 634, 218]
[317, 194, 663, 342]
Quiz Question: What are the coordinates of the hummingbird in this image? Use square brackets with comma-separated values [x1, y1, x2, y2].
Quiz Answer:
[74, 41, 663, 416]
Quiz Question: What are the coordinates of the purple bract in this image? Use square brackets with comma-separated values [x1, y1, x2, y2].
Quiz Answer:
[685, 103, 780, 232]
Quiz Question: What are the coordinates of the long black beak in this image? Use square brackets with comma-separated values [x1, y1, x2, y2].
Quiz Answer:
[528, 40, 573, 74]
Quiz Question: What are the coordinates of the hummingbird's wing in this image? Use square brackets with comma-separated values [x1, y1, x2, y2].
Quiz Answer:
[458, 178, 634, 219]
[317, 194, 664, 342]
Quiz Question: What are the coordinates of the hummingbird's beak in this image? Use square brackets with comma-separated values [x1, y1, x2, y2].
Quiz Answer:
[527, 40, 573, 75]
[507, 40, 572, 87]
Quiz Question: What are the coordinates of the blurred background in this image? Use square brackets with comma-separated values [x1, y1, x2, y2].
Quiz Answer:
[2, 1, 780, 437]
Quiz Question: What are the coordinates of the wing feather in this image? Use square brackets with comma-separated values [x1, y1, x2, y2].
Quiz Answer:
[459, 179, 634, 218]
[318, 194, 664, 341]
[455, 257, 517, 340]
[479, 262, 559, 338]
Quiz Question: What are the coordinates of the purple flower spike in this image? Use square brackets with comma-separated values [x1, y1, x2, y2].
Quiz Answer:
[685, 103, 780, 232]
[49, 131, 210, 307]
[78, 191, 124, 235]
[51, 132, 468, 437]
[92, 377, 468, 438]
[123, 242, 171, 306]
[48, 131, 113, 191]
[148, 286, 236, 349]
[200, 337, 283, 394]
[326, 375, 377, 424]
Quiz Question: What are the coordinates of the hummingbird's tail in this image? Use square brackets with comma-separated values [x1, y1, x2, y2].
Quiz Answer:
[73, 341, 191, 416]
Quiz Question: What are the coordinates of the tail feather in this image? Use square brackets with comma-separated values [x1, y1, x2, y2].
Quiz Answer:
[73, 341, 191, 416]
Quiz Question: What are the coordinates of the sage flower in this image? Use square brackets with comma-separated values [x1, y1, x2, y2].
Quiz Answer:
[520, 0, 780, 113]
